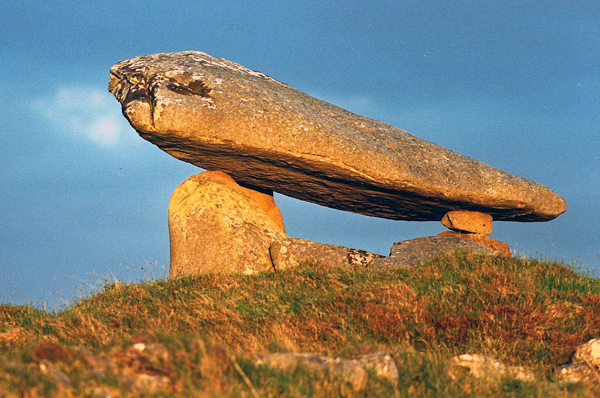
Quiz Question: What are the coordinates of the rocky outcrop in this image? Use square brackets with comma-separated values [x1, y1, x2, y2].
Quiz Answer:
[109, 51, 566, 223]
[168, 171, 286, 277]
[19, 340, 402, 395]
[21, 337, 600, 395]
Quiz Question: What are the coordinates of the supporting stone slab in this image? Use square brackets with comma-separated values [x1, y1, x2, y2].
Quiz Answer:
[369, 235, 502, 268]
[437, 231, 511, 257]
[270, 238, 383, 271]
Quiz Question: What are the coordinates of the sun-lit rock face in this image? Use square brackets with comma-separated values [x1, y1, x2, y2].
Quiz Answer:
[109, 51, 566, 222]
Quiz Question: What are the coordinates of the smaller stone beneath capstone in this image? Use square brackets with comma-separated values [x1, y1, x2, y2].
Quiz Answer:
[441, 210, 493, 235]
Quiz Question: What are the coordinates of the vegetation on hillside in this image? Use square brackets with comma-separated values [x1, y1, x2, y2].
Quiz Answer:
[1, 252, 600, 397]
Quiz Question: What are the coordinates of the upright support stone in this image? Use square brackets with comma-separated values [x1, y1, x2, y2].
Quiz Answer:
[168, 171, 286, 277]
[199, 170, 286, 233]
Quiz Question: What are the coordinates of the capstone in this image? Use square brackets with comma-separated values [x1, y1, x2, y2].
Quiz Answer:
[109, 51, 566, 223]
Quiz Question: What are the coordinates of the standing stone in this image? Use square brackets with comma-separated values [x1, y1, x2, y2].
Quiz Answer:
[168, 171, 286, 277]
[109, 51, 566, 223]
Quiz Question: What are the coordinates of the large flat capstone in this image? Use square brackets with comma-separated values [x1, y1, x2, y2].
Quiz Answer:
[109, 51, 566, 222]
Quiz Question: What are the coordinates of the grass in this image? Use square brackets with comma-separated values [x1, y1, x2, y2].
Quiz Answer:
[1, 252, 600, 396]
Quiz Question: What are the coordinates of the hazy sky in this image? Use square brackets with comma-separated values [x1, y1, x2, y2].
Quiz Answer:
[1, 1, 598, 309]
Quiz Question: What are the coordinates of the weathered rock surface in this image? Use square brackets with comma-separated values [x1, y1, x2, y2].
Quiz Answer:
[370, 235, 501, 267]
[168, 171, 285, 277]
[441, 210, 493, 235]
[555, 362, 599, 383]
[271, 235, 510, 270]
[270, 238, 383, 270]
[109, 51, 566, 222]
[437, 231, 511, 257]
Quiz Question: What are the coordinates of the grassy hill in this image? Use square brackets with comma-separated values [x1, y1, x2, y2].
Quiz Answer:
[1, 252, 600, 397]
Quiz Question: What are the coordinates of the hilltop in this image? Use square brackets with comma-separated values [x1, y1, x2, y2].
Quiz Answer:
[1, 252, 600, 397]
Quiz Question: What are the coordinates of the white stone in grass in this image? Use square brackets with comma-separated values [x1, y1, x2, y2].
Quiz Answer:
[573, 338, 600, 368]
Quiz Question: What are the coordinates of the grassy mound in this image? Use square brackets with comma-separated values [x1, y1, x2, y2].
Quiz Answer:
[1, 252, 600, 397]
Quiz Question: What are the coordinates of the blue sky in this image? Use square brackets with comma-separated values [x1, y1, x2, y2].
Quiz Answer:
[1, 1, 599, 309]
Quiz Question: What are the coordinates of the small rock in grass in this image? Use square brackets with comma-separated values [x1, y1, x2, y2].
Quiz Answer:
[448, 353, 534, 381]
[357, 351, 399, 384]
[573, 338, 600, 368]
[555, 362, 599, 383]
[258, 352, 373, 391]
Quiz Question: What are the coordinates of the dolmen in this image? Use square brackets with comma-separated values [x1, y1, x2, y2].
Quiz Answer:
[108, 51, 566, 277]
